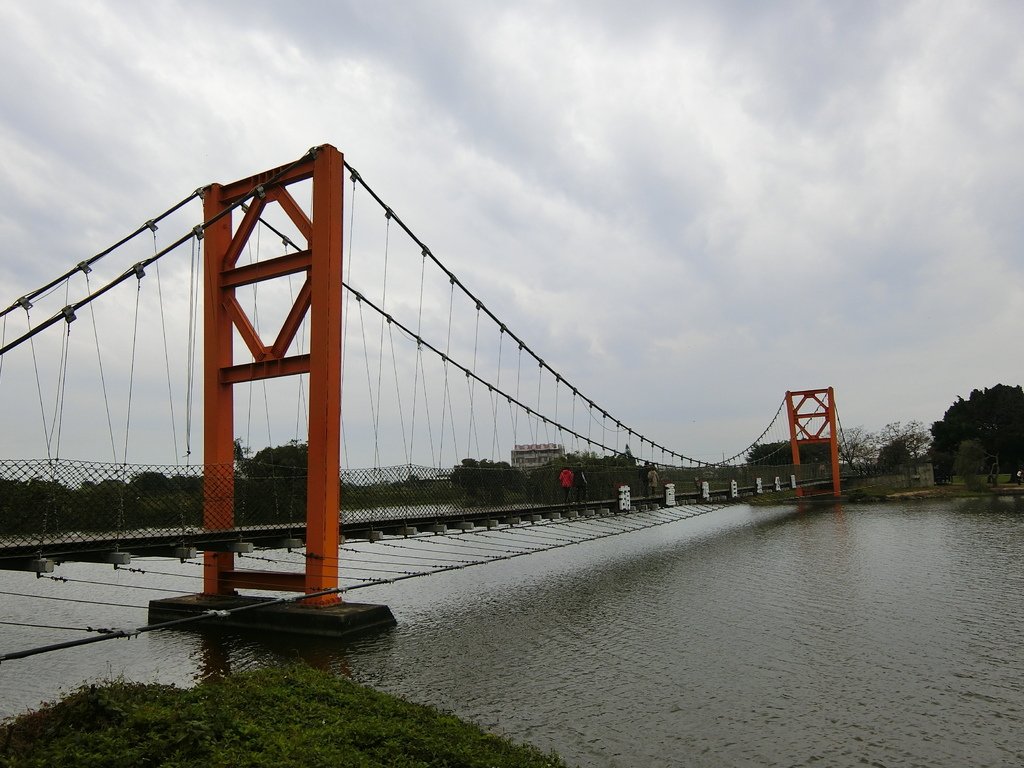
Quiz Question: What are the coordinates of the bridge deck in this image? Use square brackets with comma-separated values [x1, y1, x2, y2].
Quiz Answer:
[0, 479, 837, 571]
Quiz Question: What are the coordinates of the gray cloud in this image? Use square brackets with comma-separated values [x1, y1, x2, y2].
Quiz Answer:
[0, 0, 1022, 467]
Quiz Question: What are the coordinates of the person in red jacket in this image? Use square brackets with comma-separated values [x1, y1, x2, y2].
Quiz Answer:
[558, 466, 574, 504]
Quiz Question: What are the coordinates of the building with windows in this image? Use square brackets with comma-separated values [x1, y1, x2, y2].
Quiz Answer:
[511, 443, 565, 470]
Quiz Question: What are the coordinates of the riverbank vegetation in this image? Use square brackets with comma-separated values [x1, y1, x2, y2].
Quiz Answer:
[0, 664, 566, 768]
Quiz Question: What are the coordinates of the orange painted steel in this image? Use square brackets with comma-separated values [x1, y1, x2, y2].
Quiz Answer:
[785, 388, 842, 498]
[202, 145, 344, 604]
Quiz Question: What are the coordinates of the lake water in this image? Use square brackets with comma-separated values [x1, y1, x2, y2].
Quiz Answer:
[2, 498, 1023, 767]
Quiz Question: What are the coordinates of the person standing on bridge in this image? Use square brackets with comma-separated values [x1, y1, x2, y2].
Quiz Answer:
[559, 466, 574, 504]
[638, 462, 650, 495]
[573, 466, 588, 504]
[647, 465, 660, 495]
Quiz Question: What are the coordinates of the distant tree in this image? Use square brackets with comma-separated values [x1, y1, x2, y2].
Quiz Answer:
[746, 440, 833, 466]
[235, 440, 309, 523]
[954, 439, 988, 490]
[451, 458, 522, 505]
[564, 450, 635, 468]
[837, 426, 878, 474]
[129, 471, 174, 493]
[875, 421, 932, 470]
[746, 441, 790, 465]
[931, 384, 1024, 472]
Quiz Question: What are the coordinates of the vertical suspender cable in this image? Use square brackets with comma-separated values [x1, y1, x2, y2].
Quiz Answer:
[340, 175, 358, 468]
[46, 281, 72, 457]
[0, 314, 6, 385]
[123, 273, 143, 466]
[50, 321, 71, 461]
[87, 273, 119, 462]
[465, 308, 481, 458]
[490, 329, 504, 461]
[183, 236, 200, 465]
[374, 215, 391, 460]
[436, 280, 456, 467]
[154, 244, 180, 463]
[26, 309, 52, 461]
[357, 299, 380, 467]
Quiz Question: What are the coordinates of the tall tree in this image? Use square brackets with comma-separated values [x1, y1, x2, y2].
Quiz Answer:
[931, 385, 1024, 472]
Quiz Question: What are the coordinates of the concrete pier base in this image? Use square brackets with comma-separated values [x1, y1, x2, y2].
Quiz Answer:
[148, 594, 396, 639]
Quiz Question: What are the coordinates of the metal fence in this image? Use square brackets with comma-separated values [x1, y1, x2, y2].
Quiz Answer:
[0, 458, 825, 552]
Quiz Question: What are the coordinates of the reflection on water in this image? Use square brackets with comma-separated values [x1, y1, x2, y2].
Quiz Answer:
[3, 499, 1024, 767]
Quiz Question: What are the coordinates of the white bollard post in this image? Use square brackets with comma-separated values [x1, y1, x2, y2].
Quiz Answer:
[701, 481, 711, 501]
[618, 485, 632, 512]
[790, 474, 797, 489]
[774, 476, 782, 492]
[664, 483, 676, 507]
[730, 479, 738, 498]
[756, 478, 763, 494]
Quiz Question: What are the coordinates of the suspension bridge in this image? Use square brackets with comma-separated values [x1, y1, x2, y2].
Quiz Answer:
[0, 145, 845, 652]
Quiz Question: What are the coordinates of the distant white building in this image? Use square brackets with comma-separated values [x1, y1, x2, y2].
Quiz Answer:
[511, 443, 565, 470]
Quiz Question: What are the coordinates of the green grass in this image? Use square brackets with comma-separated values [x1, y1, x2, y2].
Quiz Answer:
[0, 665, 567, 768]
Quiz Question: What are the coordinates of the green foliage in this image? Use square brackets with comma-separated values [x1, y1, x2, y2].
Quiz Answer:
[875, 421, 931, 470]
[745, 441, 829, 466]
[954, 439, 989, 491]
[0, 665, 567, 768]
[746, 441, 791, 465]
[931, 384, 1024, 472]
[563, 450, 635, 468]
[449, 458, 525, 506]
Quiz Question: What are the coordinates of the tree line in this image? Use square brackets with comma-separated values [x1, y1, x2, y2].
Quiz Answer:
[744, 383, 1024, 487]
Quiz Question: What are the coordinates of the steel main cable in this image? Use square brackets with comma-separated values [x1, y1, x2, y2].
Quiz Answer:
[0, 146, 321, 358]
[242, 170, 786, 470]
[0, 190, 202, 323]
[345, 163, 718, 467]
[345, 285, 628, 464]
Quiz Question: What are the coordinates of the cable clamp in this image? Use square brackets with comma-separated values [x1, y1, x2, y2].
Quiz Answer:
[118, 628, 140, 638]
[308, 145, 321, 160]
[132, 263, 146, 279]
[204, 609, 230, 618]
[61, 306, 77, 324]
[77, 261, 92, 275]
[421, 246, 431, 258]
[255, 185, 266, 200]
[384, 207, 393, 220]
[144, 219, 158, 233]
[193, 224, 205, 241]
[195, 186, 207, 200]
[349, 167, 362, 183]
[17, 296, 32, 311]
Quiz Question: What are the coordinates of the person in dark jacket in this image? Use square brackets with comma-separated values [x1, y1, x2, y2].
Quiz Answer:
[573, 467, 588, 504]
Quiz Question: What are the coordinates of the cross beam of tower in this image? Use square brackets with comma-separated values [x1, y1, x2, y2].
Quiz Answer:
[785, 387, 841, 498]
[202, 145, 343, 605]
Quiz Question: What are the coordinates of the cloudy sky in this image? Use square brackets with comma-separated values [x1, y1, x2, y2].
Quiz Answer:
[0, 1, 1022, 468]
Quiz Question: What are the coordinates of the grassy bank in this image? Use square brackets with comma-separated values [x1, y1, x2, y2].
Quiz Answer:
[0, 665, 567, 768]
[846, 479, 1024, 502]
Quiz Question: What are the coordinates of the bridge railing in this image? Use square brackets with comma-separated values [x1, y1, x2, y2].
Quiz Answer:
[0, 458, 831, 553]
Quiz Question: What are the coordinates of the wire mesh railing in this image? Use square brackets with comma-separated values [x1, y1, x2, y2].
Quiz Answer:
[0, 458, 828, 553]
